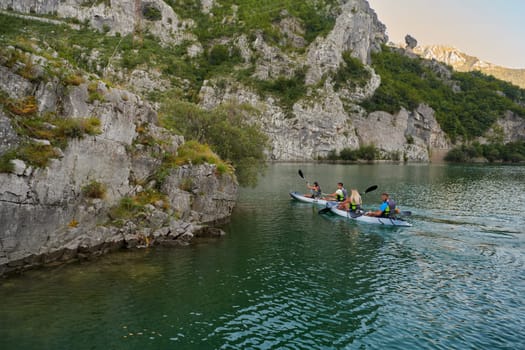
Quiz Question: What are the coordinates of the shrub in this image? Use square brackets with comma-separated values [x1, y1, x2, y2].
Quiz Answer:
[339, 147, 358, 161]
[333, 51, 371, 90]
[63, 73, 85, 86]
[161, 101, 267, 187]
[175, 141, 233, 173]
[325, 145, 379, 161]
[108, 189, 168, 223]
[0, 151, 15, 173]
[143, 5, 162, 21]
[445, 141, 525, 163]
[356, 144, 378, 160]
[252, 68, 307, 114]
[82, 180, 107, 199]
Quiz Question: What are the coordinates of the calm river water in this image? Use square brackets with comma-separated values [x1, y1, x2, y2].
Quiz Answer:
[1, 163, 524, 349]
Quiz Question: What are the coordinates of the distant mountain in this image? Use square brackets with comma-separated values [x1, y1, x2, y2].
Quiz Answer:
[413, 45, 525, 88]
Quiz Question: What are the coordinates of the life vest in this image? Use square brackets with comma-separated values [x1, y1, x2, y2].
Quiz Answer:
[350, 200, 360, 211]
[336, 189, 345, 201]
[313, 186, 322, 198]
[382, 199, 396, 217]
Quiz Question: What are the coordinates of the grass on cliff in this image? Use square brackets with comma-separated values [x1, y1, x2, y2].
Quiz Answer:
[0, 92, 102, 172]
[174, 141, 234, 175]
[82, 180, 107, 199]
[108, 189, 169, 226]
[363, 46, 525, 142]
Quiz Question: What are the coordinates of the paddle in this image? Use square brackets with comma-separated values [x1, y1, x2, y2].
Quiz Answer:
[318, 202, 337, 214]
[298, 169, 308, 184]
[318, 185, 378, 214]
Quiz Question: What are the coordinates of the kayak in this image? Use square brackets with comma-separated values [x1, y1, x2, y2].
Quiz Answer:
[289, 191, 336, 206]
[329, 206, 413, 227]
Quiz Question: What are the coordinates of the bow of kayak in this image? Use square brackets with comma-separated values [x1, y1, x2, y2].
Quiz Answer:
[290, 191, 335, 206]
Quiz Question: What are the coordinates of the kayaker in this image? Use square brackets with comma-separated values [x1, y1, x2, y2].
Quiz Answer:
[338, 189, 362, 212]
[366, 192, 400, 217]
[324, 182, 347, 202]
[304, 181, 322, 198]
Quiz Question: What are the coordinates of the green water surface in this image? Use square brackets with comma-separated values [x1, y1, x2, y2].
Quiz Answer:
[1, 163, 524, 349]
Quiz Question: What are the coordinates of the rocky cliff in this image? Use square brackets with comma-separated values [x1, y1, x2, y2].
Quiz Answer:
[413, 45, 525, 89]
[0, 0, 456, 162]
[0, 46, 237, 276]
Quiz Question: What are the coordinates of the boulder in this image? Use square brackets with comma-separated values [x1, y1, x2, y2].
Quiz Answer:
[405, 34, 418, 50]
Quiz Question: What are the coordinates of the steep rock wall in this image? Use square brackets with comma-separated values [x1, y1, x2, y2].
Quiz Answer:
[0, 53, 237, 276]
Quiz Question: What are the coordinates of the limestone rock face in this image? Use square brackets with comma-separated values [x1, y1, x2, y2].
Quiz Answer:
[353, 106, 450, 161]
[0, 111, 19, 154]
[162, 164, 238, 224]
[0, 0, 190, 45]
[306, 0, 387, 84]
[482, 112, 525, 144]
[0, 56, 237, 276]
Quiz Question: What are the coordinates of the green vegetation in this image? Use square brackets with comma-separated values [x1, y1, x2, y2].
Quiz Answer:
[82, 180, 107, 199]
[164, 0, 338, 46]
[108, 189, 168, 225]
[363, 46, 525, 142]
[161, 101, 268, 187]
[0, 92, 101, 172]
[445, 141, 525, 163]
[87, 82, 105, 103]
[333, 51, 371, 90]
[251, 69, 307, 114]
[142, 5, 162, 21]
[0, 142, 61, 169]
[174, 141, 234, 175]
[0, 153, 15, 173]
[324, 145, 380, 161]
[1, 95, 101, 148]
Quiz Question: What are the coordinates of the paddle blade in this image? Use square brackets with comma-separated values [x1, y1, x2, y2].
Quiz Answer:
[298, 169, 304, 179]
[364, 185, 378, 194]
[318, 207, 332, 215]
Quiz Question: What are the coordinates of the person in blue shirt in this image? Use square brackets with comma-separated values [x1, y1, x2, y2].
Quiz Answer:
[366, 192, 400, 217]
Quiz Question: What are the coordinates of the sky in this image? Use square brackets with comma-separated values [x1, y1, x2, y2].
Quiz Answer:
[367, 0, 525, 68]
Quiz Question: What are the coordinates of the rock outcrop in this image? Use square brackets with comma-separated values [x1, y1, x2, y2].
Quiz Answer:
[0, 50, 237, 276]
[0, 0, 192, 45]
[404, 34, 417, 50]
[305, 0, 387, 84]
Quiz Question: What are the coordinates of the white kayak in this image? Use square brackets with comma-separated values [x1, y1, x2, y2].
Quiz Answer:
[329, 206, 413, 227]
[289, 191, 336, 206]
